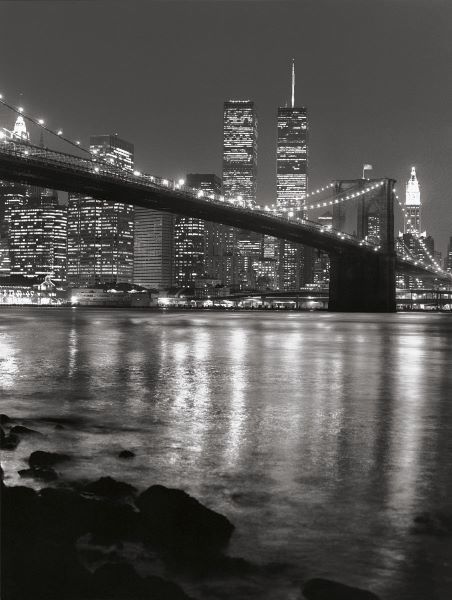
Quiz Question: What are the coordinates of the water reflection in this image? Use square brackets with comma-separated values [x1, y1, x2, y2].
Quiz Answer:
[1, 310, 452, 599]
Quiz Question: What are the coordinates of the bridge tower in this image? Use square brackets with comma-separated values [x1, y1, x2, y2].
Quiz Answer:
[329, 178, 396, 312]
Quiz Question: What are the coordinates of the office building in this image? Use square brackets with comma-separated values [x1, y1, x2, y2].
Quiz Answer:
[67, 134, 134, 285]
[276, 60, 310, 290]
[8, 190, 67, 282]
[173, 174, 223, 287]
[133, 206, 173, 290]
[405, 166, 421, 234]
[222, 100, 258, 287]
[446, 237, 452, 273]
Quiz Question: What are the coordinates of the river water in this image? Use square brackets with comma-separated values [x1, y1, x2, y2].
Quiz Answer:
[1, 308, 452, 599]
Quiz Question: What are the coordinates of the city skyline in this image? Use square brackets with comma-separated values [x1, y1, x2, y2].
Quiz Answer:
[0, 0, 450, 255]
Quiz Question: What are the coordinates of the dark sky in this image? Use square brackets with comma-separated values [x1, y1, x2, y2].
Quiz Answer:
[1, 0, 451, 254]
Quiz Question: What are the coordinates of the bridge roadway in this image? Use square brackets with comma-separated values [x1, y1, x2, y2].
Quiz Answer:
[0, 139, 444, 282]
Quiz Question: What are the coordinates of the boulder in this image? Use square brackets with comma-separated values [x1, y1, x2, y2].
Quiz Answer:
[19, 467, 59, 482]
[83, 476, 137, 500]
[0, 413, 11, 424]
[135, 484, 234, 552]
[302, 578, 380, 600]
[413, 511, 452, 536]
[1, 432, 20, 450]
[91, 562, 192, 599]
[29, 450, 70, 468]
[11, 425, 42, 436]
[118, 449, 135, 459]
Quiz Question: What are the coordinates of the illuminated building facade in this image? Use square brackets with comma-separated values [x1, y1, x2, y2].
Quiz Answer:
[223, 101, 257, 206]
[8, 191, 67, 282]
[404, 166, 421, 234]
[0, 116, 67, 281]
[223, 101, 258, 287]
[446, 237, 452, 273]
[67, 135, 134, 285]
[276, 61, 310, 290]
[173, 174, 223, 287]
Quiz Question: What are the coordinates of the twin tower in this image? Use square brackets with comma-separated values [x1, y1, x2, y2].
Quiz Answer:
[222, 59, 308, 211]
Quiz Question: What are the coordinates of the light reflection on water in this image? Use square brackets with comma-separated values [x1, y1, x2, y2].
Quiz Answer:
[1, 309, 452, 599]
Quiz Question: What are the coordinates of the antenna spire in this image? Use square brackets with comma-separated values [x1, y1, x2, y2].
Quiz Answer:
[291, 58, 295, 108]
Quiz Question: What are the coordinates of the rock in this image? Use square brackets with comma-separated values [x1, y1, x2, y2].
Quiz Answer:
[54, 423, 65, 430]
[10, 425, 41, 436]
[38, 487, 140, 545]
[19, 467, 59, 482]
[0, 413, 11, 424]
[136, 484, 234, 553]
[302, 578, 381, 600]
[0, 432, 20, 450]
[118, 449, 135, 459]
[412, 511, 452, 536]
[91, 562, 192, 599]
[83, 476, 137, 500]
[29, 450, 70, 468]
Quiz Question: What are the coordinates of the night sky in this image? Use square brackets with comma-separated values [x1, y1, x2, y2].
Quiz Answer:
[1, 0, 451, 254]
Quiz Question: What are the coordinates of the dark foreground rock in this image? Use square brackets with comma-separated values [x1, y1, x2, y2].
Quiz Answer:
[91, 562, 193, 599]
[19, 466, 58, 482]
[118, 449, 136, 459]
[302, 578, 380, 600]
[412, 511, 452, 536]
[136, 484, 234, 553]
[83, 476, 137, 500]
[10, 425, 42, 436]
[0, 432, 20, 450]
[0, 413, 11, 424]
[29, 450, 70, 468]
[1, 483, 194, 600]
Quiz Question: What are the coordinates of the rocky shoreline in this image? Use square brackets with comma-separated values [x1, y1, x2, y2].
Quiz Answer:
[1, 412, 423, 600]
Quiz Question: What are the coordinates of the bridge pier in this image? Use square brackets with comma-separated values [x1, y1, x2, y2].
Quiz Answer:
[329, 250, 396, 312]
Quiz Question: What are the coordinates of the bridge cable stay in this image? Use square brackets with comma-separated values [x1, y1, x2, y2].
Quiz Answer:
[3, 89, 447, 270]
[0, 91, 383, 217]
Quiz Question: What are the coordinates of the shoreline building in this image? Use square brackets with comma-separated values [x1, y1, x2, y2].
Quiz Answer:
[222, 100, 258, 288]
[67, 134, 134, 286]
[276, 59, 311, 290]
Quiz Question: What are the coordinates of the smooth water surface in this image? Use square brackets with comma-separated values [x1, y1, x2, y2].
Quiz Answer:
[1, 309, 452, 599]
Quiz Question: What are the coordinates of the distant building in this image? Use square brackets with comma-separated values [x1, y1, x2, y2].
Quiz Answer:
[9, 189, 67, 282]
[133, 207, 173, 290]
[446, 237, 452, 273]
[173, 174, 223, 287]
[404, 166, 421, 234]
[276, 60, 310, 290]
[0, 116, 67, 281]
[222, 100, 258, 287]
[67, 134, 134, 285]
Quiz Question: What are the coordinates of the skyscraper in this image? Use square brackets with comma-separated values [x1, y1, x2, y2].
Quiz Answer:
[173, 174, 223, 287]
[9, 192, 67, 282]
[404, 166, 421, 234]
[277, 60, 308, 209]
[223, 101, 258, 207]
[67, 135, 134, 286]
[222, 101, 258, 287]
[276, 60, 310, 290]
[133, 206, 174, 290]
[446, 237, 452, 273]
[0, 115, 67, 281]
